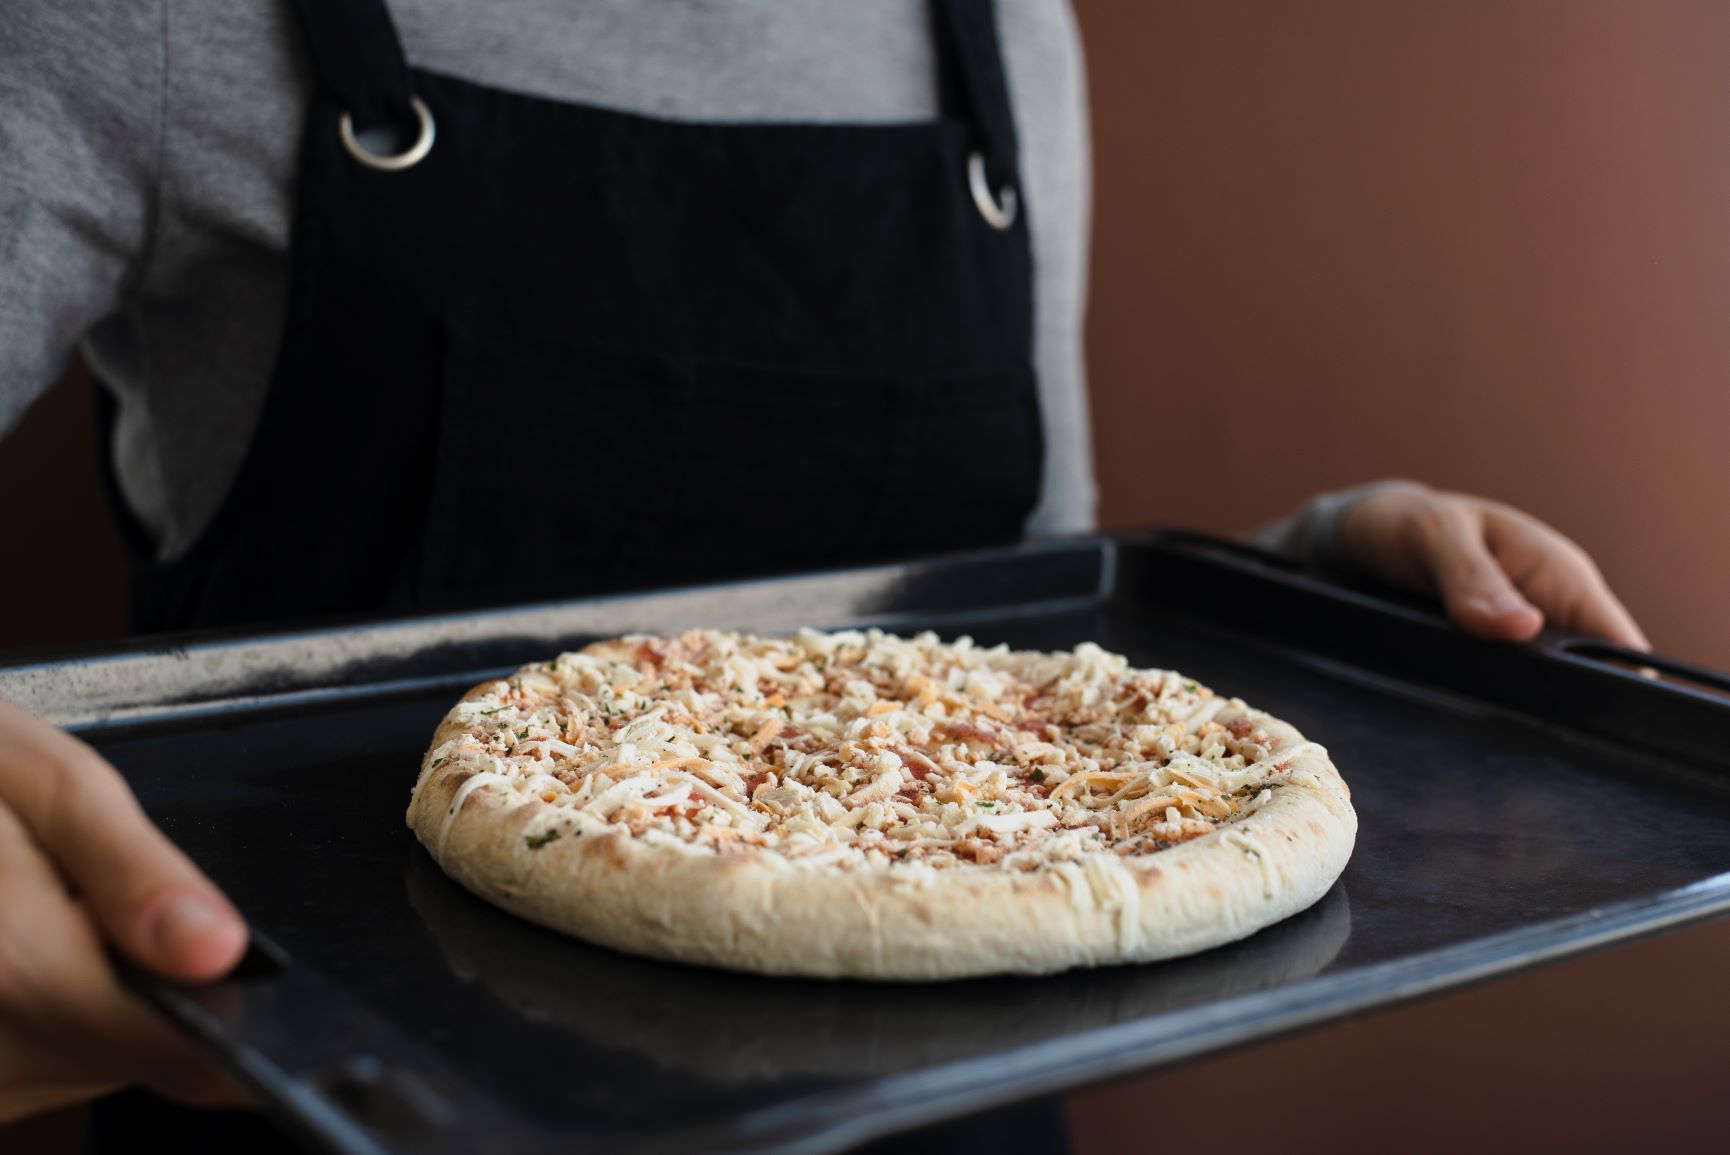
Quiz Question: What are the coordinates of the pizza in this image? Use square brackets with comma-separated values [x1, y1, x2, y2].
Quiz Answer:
[407, 628, 1356, 980]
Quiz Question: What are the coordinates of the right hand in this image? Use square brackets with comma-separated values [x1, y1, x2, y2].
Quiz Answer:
[0, 699, 250, 1122]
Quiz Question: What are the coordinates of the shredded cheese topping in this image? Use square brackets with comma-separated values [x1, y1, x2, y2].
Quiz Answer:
[422, 629, 1316, 873]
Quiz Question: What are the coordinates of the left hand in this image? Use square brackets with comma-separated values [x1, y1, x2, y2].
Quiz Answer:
[1338, 482, 1649, 650]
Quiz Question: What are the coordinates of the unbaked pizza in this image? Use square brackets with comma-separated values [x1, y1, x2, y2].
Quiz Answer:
[407, 628, 1356, 980]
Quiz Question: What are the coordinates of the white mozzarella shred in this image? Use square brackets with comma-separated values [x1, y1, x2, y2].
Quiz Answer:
[969, 810, 1058, 836]
[424, 628, 1317, 876]
[831, 806, 872, 832]
[663, 771, 766, 828]
[438, 771, 513, 848]
[690, 760, 747, 794]
[1180, 697, 1227, 732]
[582, 774, 658, 820]
[1220, 825, 1278, 898]
[1113, 859, 1142, 954]
[1050, 861, 1091, 911]
[1257, 741, 1324, 768]
[844, 765, 903, 806]
[1079, 853, 1122, 910]
[1072, 853, 1143, 950]
[521, 773, 565, 796]
[640, 781, 692, 811]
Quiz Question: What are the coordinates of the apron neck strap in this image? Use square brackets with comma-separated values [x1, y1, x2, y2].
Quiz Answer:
[287, 0, 417, 133]
[932, 0, 1020, 183]
[287, 0, 1019, 180]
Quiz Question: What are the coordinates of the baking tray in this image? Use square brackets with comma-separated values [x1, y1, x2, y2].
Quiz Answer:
[8, 531, 1730, 1154]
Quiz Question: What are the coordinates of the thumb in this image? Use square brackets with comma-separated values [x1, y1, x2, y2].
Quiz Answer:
[0, 701, 248, 981]
[1412, 505, 1545, 641]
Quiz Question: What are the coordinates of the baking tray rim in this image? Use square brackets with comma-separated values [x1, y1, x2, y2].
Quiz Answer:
[133, 871, 1730, 1155]
[24, 530, 1730, 1152]
[730, 871, 1730, 1155]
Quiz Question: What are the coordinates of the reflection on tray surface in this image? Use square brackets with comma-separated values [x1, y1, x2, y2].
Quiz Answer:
[405, 849, 1351, 1082]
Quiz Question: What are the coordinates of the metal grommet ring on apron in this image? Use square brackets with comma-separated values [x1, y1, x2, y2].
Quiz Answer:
[967, 150, 1017, 230]
[340, 96, 436, 172]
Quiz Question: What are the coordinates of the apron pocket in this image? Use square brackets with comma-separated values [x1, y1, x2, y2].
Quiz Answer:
[420, 336, 686, 606]
[671, 359, 1044, 568]
[420, 332, 1043, 609]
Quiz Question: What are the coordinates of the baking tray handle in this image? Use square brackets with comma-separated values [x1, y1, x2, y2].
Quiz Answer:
[1553, 638, 1730, 703]
[1136, 528, 1458, 626]
[1136, 529, 1311, 574]
[1148, 530, 1730, 709]
[118, 936, 503, 1155]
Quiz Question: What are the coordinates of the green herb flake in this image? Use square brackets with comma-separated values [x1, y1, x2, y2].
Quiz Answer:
[1183, 682, 1197, 693]
[430, 756, 446, 769]
[517, 727, 529, 739]
[1028, 768, 1045, 783]
[978, 801, 996, 808]
[524, 829, 562, 850]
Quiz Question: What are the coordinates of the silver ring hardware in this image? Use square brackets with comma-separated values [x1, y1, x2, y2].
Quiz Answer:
[968, 150, 1018, 230]
[340, 96, 436, 173]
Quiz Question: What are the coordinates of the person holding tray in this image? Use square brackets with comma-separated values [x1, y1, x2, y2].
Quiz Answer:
[0, 0, 1647, 1147]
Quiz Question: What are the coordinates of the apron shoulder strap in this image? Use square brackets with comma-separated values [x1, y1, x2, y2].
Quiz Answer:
[285, 0, 1020, 188]
[932, 0, 1021, 184]
[287, 0, 417, 133]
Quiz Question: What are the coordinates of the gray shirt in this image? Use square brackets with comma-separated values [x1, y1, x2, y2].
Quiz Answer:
[1, 0, 1096, 562]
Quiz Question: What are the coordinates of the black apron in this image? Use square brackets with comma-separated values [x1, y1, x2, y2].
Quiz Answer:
[108, 0, 1042, 635]
[92, 2, 1065, 1151]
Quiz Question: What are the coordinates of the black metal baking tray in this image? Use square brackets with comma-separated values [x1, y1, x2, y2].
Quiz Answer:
[8, 532, 1730, 1155]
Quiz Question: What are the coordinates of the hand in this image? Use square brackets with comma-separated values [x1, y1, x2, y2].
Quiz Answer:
[0, 700, 250, 1122]
[1338, 482, 1649, 649]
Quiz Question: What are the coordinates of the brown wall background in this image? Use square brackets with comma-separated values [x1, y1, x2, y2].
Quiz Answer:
[1079, 0, 1730, 668]
[4, 2, 1730, 1151]
[1071, 2, 1730, 1150]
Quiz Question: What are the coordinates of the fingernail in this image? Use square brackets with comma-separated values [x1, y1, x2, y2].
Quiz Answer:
[1487, 591, 1529, 616]
[152, 895, 229, 958]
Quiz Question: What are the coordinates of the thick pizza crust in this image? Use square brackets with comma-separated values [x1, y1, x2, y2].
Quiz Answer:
[408, 679, 1355, 981]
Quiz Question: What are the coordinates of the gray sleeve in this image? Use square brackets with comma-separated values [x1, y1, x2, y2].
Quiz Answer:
[1251, 478, 1428, 573]
[0, 0, 163, 434]
[1004, 0, 1097, 536]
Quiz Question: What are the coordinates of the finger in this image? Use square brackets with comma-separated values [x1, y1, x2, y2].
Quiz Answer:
[0, 804, 230, 1090]
[0, 701, 247, 981]
[1483, 510, 1651, 650]
[1569, 592, 1652, 651]
[1410, 501, 1546, 641]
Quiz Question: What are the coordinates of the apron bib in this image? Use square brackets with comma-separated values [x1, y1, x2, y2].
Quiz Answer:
[110, 2, 1039, 631]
